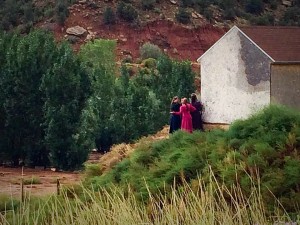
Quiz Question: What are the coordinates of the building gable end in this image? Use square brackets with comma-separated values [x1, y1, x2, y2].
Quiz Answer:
[198, 25, 275, 63]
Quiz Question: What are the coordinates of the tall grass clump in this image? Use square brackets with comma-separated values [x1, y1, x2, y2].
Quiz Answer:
[89, 105, 300, 213]
[22, 176, 42, 185]
[1, 176, 297, 225]
[0, 194, 20, 212]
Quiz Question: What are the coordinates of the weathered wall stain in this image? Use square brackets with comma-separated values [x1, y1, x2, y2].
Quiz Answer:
[239, 32, 272, 86]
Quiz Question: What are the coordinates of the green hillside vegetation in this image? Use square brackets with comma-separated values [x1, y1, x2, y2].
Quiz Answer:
[1, 105, 299, 224]
[0, 30, 195, 170]
[87, 105, 300, 213]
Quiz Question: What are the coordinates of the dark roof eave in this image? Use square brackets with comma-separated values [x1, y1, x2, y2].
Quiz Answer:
[272, 61, 300, 65]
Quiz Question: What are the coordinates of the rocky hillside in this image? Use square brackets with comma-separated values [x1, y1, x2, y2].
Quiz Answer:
[40, 0, 227, 63]
[1, 0, 299, 62]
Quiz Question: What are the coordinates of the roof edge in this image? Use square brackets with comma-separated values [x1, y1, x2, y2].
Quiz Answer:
[197, 25, 238, 62]
[197, 25, 276, 63]
[236, 26, 275, 62]
[271, 61, 300, 65]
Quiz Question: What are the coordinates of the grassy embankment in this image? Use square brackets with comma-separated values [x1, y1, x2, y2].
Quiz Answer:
[1, 105, 299, 224]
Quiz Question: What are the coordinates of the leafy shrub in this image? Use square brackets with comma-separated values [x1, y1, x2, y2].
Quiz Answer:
[103, 7, 116, 25]
[269, 0, 279, 9]
[245, 0, 264, 14]
[44, 7, 55, 18]
[142, 58, 157, 68]
[23, 2, 35, 23]
[250, 13, 274, 25]
[223, 8, 236, 20]
[117, 2, 138, 22]
[218, 0, 236, 10]
[280, 6, 300, 26]
[122, 55, 133, 63]
[180, 0, 194, 7]
[55, 0, 69, 25]
[139, 42, 162, 60]
[175, 7, 191, 24]
[195, 0, 212, 10]
[85, 163, 102, 178]
[23, 176, 42, 185]
[141, 0, 156, 10]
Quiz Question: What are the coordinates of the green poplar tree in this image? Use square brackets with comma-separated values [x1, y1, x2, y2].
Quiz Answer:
[78, 39, 116, 152]
[111, 65, 133, 143]
[41, 43, 90, 170]
[0, 30, 58, 166]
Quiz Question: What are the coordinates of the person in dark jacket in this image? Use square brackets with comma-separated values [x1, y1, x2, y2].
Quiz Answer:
[169, 96, 181, 133]
[190, 93, 204, 131]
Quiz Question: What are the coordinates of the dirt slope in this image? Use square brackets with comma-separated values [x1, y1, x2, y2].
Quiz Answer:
[45, 1, 226, 62]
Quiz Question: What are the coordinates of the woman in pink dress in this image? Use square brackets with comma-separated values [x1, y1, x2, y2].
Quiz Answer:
[171, 98, 196, 133]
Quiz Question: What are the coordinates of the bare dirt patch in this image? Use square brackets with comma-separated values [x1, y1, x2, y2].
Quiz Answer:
[0, 167, 82, 198]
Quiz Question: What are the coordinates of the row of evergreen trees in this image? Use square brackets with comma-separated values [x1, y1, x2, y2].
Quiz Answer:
[0, 30, 195, 170]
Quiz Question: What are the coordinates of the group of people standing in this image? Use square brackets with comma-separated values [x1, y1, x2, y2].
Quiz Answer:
[169, 93, 204, 134]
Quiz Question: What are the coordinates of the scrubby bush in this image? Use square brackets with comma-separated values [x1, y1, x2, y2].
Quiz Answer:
[175, 7, 191, 24]
[269, 0, 279, 9]
[219, 0, 236, 10]
[142, 58, 157, 68]
[203, 8, 214, 21]
[250, 13, 274, 25]
[245, 0, 264, 14]
[117, 2, 138, 22]
[55, 0, 69, 25]
[122, 55, 133, 63]
[103, 7, 116, 25]
[23, 176, 42, 185]
[141, 0, 156, 10]
[280, 6, 300, 25]
[180, 0, 194, 7]
[85, 163, 102, 178]
[223, 8, 236, 20]
[139, 42, 162, 60]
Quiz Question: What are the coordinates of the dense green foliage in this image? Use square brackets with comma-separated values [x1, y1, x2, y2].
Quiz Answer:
[116, 1, 139, 22]
[89, 105, 300, 212]
[41, 43, 91, 170]
[0, 32, 195, 170]
[0, 31, 58, 167]
[0, 0, 72, 31]
[176, 7, 192, 24]
[0, 30, 90, 170]
[78, 40, 195, 152]
[55, 0, 69, 25]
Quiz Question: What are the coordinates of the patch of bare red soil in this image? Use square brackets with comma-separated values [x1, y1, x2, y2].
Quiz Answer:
[48, 2, 226, 63]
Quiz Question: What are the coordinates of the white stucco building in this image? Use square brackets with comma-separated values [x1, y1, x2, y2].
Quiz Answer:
[197, 25, 300, 124]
